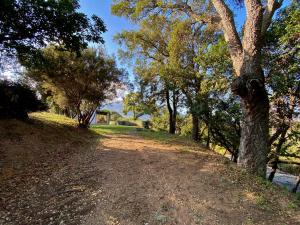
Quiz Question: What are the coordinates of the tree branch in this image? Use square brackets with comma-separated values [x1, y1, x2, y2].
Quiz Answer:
[242, 0, 264, 75]
[168, 3, 220, 24]
[211, 0, 243, 76]
[278, 160, 300, 166]
[262, 0, 283, 35]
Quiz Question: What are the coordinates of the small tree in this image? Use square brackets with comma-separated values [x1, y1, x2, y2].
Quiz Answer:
[123, 92, 155, 120]
[24, 47, 125, 128]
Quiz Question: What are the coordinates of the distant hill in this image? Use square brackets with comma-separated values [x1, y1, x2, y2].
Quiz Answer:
[100, 101, 151, 121]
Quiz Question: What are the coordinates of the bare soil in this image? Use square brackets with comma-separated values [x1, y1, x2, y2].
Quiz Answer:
[0, 120, 299, 225]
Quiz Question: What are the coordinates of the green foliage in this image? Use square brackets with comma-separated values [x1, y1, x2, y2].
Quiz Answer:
[197, 96, 241, 160]
[112, 0, 300, 173]
[123, 92, 154, 120]
[265, 2, 300, 164]
[0, 0, 106, 57]
[150, 109, 170, 132]
[110, 111, 123, 121]
[115, 15, 183, 133]
[91, 125, 138, 135]
[0, 80, 46, 120]
[24, 47, 125, 128]
[179, 115, 193, 136]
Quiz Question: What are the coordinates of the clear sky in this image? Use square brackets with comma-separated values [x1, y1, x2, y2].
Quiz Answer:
[79, 0, 137, 85]
[79, 1, 135, 57]
[78, 0, 290, 82]
[79, 1, 245, 55]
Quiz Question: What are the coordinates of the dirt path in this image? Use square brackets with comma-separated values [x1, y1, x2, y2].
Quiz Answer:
[1, 133, 300, 225]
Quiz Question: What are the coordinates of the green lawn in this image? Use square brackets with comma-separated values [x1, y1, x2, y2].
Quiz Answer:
[91, 124, 139, 134]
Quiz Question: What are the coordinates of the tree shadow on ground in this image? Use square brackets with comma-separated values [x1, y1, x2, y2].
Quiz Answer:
[0, 119, 299, 225]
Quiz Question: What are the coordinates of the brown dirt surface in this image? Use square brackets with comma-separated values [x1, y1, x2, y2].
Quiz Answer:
[0, 114, 299, 225]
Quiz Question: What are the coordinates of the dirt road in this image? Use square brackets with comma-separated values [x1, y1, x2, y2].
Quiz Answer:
[1, 132, 299, 225]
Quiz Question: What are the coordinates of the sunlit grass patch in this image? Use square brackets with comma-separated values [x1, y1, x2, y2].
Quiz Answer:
[30, 112, 77, 127]
[91, 124, 138, 134]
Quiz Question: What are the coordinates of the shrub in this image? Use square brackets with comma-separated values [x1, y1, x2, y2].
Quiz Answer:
[0, 80, 46, 120]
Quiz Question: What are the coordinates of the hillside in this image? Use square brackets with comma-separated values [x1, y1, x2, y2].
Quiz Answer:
[0, 113, 299, 225]
[100, 101, 151, 121]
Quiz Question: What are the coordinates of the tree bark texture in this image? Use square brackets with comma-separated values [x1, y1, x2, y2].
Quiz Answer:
[166, 88, 176, 134]
[177, 0, 281, 176]
[210, 0, 277, 177]
[232, 72, 270, 177]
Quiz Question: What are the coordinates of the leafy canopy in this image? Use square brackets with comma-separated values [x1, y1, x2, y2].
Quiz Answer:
[0, 0, 106, 57]
[24, 47, 126, 127]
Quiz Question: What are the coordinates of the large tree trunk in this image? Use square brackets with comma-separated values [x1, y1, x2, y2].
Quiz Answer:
[191, 114, 199, 142]
[210, 0, 282, 177]
[232, 72, 270, 177]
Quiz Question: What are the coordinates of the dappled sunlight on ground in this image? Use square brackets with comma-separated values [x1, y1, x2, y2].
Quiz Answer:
[1, 116, 299, 225]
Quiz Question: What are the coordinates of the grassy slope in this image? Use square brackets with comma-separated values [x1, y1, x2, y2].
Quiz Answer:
[0, 112, 98, 182]
[0, 113, 299, 224]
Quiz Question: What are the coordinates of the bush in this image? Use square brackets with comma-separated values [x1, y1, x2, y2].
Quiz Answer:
[117, 120, 137, 126]
[142, 120, 150, 129]
[111, 111, 123, 121]
[150, 110, 170, 131]
[178, 115, 192, 136]
[0, 80, 46, 120]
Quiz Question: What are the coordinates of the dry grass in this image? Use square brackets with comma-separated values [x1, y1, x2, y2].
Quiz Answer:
[0, 112, 299, 225]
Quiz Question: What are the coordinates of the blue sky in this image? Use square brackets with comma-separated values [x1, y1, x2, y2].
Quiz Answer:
[79, 1, 134, 57]
[78, 0, 290, 83]
[79, 0, 136, 84]
[78, 0, 246, 83]
[79, 1, 245, 55]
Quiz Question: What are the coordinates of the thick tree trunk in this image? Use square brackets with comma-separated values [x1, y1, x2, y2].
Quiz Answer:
[211, 0, 282, 177]
[169, 116, 176, 134]
[192, 114, 199, 142]
[232, 72, 270, 177]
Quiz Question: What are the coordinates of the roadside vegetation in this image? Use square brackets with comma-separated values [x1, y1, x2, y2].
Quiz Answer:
[1, 0, 300, 223]
[1, 112, 299, 224]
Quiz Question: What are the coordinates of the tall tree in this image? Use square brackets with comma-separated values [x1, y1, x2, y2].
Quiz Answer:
[112, 0, 287, 177]
[115, 16, 182, 134]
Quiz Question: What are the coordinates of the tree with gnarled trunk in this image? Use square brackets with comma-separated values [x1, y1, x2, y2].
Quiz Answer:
[112, 0, 285, 177]
[213, 0, 270, 177]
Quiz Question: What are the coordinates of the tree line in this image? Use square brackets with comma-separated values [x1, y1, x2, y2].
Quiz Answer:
[0, 0, 299, 190]
[113, 0, 300, 189]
